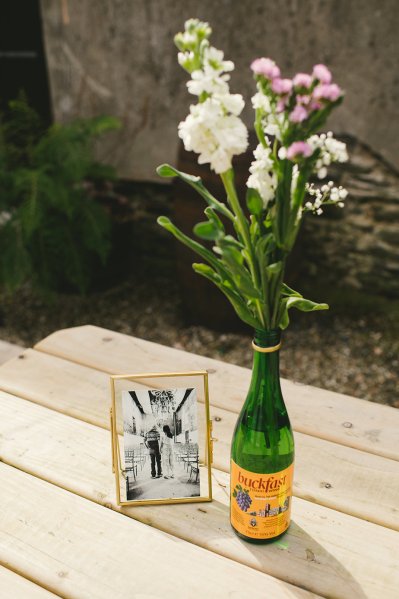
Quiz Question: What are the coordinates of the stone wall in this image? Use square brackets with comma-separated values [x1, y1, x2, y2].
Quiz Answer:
[39, 0, 399, 298]
[298, 139, 399, 296]
[40, 0, 399, 179]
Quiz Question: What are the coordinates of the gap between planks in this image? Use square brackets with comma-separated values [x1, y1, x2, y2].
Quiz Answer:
[0, 564, 61, 599]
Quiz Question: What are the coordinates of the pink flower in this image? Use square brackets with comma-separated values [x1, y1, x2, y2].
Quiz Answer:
[313, 83, 342, 102]
[276, 98, 287, 113]
[286, 141, 313, 161]
[271, 78, 293, 95]
[250, 57, 280, 79]
[289, 104, 308, 123]
[293, 73, 312, 88]
[297, 94, 312, 106]
[309, 100, 322, 111]
[312, 64, 332, 84]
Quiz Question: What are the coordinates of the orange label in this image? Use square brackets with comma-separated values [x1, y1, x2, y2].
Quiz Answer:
[230, 460, 294, 540]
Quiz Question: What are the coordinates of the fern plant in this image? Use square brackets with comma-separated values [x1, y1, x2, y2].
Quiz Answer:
[0, 94, 121, 295]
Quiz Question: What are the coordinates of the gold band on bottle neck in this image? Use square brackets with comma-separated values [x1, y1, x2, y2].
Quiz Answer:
[252, 340, 281, 353]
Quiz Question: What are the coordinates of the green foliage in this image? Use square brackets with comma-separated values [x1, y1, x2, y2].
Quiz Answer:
[0, 94, 121, 295]
[158, 163, 328, 331]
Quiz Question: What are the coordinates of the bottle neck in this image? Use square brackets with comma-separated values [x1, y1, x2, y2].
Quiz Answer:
[247, 329, 283, 403]
[252, 328, 281, 375]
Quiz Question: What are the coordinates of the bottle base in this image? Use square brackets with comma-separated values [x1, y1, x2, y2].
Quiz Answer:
[231, 523, 289, 544]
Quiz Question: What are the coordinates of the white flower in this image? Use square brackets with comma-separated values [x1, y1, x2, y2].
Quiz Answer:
[251, 91, 272, 113]
[0, 211, 11, 225]
[317, 167, 328, 179]
[246, 144, 277, 207]
[213, 93, 245, 116]
[263, 112, 285, 141]
[203, 46, 234, 74]
[308, 132, 348, 179]
[330, 187, 340, 201]
[304, 181, 348, 213]
[187, 68, 230, 96]
[177, 19, 212, 48]
[278, 147, 287, 160]
[178, 51, 195, 70]
[324, 132, 348, 162]
[178, 97, 248, 174]
[291, 164, 299, 195]
[186, 44, 236, 96]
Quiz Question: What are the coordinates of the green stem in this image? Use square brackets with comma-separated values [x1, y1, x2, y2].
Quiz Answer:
[220, 169, 266, 328]
[271, 259, 286, 328]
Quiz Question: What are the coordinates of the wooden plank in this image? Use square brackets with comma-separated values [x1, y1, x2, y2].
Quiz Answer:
[0, 340, 23, 365]
[0, 565, 58, 598]
[1, 392, 398, 599]
[0, 462, 318, 599]
[33, 325, 399, 461]
[1, 350, 398, 531]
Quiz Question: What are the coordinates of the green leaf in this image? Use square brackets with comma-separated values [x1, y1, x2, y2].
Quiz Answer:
[220, 244, 244, 266]
[266, 262, 283, 278]
[281, 283, 303, 297]
[220, 235, 243, 250]
[219, 247, 263, 301]
[246, 188, 264, 217]
[158, 217, 232, 284]
[286, 297, 329, 312]
[193, 220, 223, 241]
[156, 164, 234, 220]
[193, 263, 261, 329]
[204, 206, 225, 233]
[278, 296, 329, 330]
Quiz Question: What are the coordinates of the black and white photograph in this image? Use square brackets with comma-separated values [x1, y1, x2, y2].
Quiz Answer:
[121, 387, 201, 502]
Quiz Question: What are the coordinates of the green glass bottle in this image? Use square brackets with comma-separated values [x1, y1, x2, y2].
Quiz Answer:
[230, 329, 295, 543]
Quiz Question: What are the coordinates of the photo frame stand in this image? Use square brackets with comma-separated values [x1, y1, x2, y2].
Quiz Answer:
[110, 370, 216, 507]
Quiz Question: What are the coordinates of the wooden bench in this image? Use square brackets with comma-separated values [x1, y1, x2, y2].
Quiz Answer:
[0, 324, 398, 598]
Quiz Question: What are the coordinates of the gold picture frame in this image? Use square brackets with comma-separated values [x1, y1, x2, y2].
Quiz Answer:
[110, 370, 214, 507]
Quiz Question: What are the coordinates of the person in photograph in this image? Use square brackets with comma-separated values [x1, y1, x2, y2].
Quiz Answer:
[144, 425, 162, 478]
[160, 424, 174, 479]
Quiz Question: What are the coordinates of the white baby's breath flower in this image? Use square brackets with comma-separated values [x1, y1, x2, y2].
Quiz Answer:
[304, 181, 348, 214]
[308, 132, 348, 180]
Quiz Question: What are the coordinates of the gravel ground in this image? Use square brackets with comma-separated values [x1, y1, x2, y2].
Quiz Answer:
[1, 263, 398, 408]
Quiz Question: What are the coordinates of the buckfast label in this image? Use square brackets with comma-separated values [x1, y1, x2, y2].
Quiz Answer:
[230, 460, 294, 539]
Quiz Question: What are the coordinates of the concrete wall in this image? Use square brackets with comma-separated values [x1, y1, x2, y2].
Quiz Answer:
[40, 0, 399, 181]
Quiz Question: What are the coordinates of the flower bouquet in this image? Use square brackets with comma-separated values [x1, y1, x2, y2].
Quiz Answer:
[157, 19, 349, 543]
